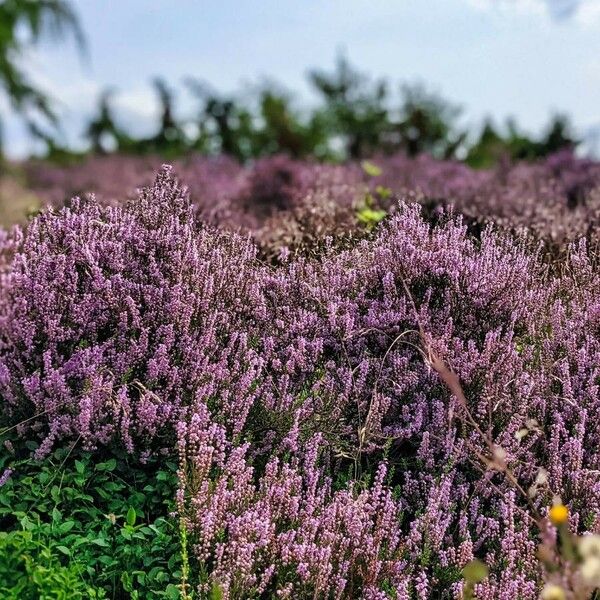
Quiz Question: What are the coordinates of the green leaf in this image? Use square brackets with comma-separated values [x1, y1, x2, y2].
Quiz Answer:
[375, 185, 392, 199]
[58, 520, 75, 533]
[462, 559, 489, 584]
[75, 460, 85, 474]
[51, 485, 61, 502]
[165, 584, 180, 599]
[361, 160, 382, 177]
[134, 571, 146, 585]
[210, 581, 224, 600]
[121, 571, 133, 592]
[91, 537, 110, 547]
[357, 207, 387, 225]
[126, 507, 137, 527]
[96, 458, 117, 471]
[56, 545, 71, 556]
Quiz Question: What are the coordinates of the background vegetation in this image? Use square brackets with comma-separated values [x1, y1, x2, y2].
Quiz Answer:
[0, 1, 579, 167]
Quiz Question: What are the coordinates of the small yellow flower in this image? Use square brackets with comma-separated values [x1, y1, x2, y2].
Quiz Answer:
[549, 504, 569, 526]
[540, 583, 566, 600]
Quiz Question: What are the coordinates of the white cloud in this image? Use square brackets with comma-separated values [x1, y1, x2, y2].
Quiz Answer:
[113, 88, 158, 121]
[18, 49, 101, 113]
[464, 0, 547, 17]
[464, 0, 600, 25]
[574, 0, 600, 26]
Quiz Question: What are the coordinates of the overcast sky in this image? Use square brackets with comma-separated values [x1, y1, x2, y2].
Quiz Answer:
[3, 0, 600, 157]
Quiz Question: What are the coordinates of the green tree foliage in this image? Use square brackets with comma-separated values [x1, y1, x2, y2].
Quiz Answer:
[147, 78, 186, 157]
[466, 114, 578, 168]
[186, 78, 258, 160]
[1, 18, 578, 166]
[256, 86, 328, 158]
[394, 83, 466, 158]
[309, 55, 390, 159]
[85, 89, 128, 155]
[0, 0, 85, 156]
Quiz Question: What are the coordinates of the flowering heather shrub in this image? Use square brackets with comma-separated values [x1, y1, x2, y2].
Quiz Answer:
[178, 430, 405, 599]
[25, 154, 247, 228]
[254, 185, 368, 261]
[177, 202, 598, 597]
[175, 154, 247, 227]
[24, 150, 600, 259]
[0, 167, 264, 457]
[238, 155, 312, 215]
[374, 151, 600, 251]
[24, 154, 163, 207]
[1, 163, 599, 598]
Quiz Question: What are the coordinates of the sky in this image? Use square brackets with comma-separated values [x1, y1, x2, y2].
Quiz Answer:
[3, 0, 600, 157]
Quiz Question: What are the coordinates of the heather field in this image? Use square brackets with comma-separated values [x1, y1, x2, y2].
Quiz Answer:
[0, 151, 599, 599]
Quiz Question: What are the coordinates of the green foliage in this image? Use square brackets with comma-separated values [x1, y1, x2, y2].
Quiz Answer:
[356, 182, 388, 229]
[356, 204, 387, 228]
[0, 0, 85, 155]
[309, 55, 391, 159]
[0, 528, 104, 599]
[361, 160, 383, 177]
[2, 27, 577, 164]
[466, 115, 578, 168]
[0, 441, 188, 599]
[210, 582, 224, 600]
[85, 89, 128, 155]
[396, 83, 466, 159]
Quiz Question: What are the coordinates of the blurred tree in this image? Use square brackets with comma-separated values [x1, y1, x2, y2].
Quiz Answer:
[309, 55, 390, 159]
[27, 120, 75, 162]
[539, 113, 577, 155]
[0, 8, 581, 168]
[85, 89, 128, 154]
[257, 88, 305, 157]
[147, 78, 186, 156]
[466, 120, 508, 168]
[182, 78, 212, 153]
[205, 96, 253, 158]
[503, 117, 543, 160]
[186, 77, 258, 161]
[394, 83, 466, 159]
[0, 0, 85, 157]
[503, 115, 577, 161]
[254, 84, 330, 158]
[119, 78, 188, 158]
[466, 114, 578, 168]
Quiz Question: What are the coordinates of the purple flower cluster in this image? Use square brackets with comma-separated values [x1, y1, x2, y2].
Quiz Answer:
[24, 150, 600, 256]
[2, 159, 599, 597]
[178, 428, 404, 599]
[0, 167, 264, 457]
[374, 151, 600, 251]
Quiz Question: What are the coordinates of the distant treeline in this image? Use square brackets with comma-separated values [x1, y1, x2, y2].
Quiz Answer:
[0, 1, 578, 167]
[27, 56, 578, 168]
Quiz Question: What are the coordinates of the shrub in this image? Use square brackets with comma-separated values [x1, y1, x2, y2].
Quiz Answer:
[0, 166, 263, 457]
[0, 440, 183, 599]
[1, 162, 599, 598]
